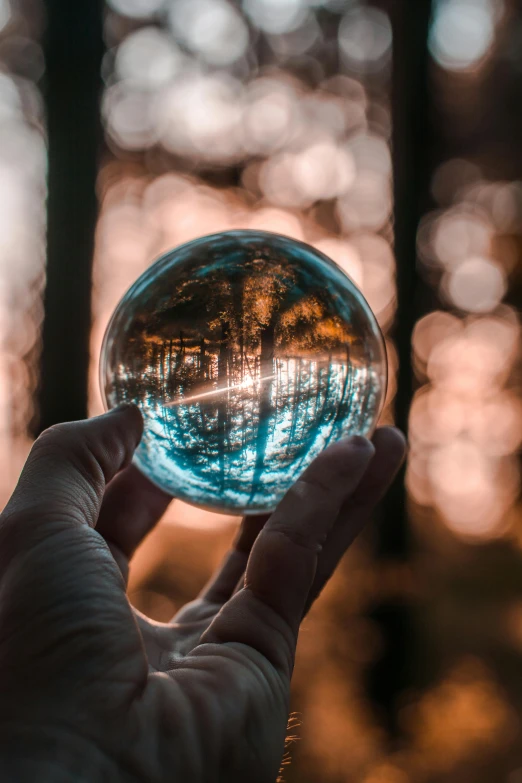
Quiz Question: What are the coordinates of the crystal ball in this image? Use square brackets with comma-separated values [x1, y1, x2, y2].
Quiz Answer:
[100, 230, 387, 514]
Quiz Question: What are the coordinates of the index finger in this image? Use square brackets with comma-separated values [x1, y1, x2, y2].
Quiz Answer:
[200, 436, 375, 676]
[96, 464, 172, 581]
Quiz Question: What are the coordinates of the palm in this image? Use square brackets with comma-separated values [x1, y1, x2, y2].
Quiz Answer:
[125, 609, 290, 783]
[79, 603, 289, 783]
[106, 512, 289, 782]
[0, 407, 405, 783]
[136, 601, 221, 670]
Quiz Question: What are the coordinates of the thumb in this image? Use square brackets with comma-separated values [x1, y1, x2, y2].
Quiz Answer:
[1, 403, 143, 534]
[0, 405, 146, 704]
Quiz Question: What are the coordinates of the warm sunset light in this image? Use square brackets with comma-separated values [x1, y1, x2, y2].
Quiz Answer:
[2, 0, 522, 780]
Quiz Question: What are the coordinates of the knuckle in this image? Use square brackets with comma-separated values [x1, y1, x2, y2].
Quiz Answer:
[35, 422, 106, 494]
[297, 472, 332, 494]
[37, 422, 73, 447]
[283, 478, 333, 514]
[267, 526, 322, 553]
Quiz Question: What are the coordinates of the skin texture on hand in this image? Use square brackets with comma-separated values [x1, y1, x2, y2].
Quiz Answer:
[0, 405, 406, 782]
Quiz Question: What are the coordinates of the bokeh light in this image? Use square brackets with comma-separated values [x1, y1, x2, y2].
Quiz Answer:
[114, 27, 185, 88]
[242, 77, 301, 155]
[156, 71, 244, 162]
[443, 255, 506, 312]
[6, 0, 512, 778]
[0, 2, 46, 507]
[430, 207, 493, 268]
[107, 0, 165, 19]
[242, 0, 308, 35]
[429, 0, 499, 72]
[338, 6, 393, 72]
[413, 138, 521, 544]
[168, 0, 249, 66]
[0, 0, 520, 781]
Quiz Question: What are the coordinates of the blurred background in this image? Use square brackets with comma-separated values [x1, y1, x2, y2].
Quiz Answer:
[1, 0, 522, 780]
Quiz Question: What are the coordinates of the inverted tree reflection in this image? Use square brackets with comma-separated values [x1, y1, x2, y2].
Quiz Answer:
[104, 238, 384, 511]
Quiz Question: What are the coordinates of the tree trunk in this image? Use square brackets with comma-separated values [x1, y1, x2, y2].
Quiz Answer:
[248, 316, 277, 505]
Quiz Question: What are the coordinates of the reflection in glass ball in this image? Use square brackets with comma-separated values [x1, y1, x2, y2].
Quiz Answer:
[100, 230, 387, 514]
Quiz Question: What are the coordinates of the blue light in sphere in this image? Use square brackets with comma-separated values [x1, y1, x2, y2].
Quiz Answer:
[100, 230, 387, 514]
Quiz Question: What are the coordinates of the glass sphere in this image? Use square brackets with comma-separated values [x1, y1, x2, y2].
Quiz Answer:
[100, 230, 387, 514]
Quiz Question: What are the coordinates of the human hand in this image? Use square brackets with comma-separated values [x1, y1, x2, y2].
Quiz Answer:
[0, 405, 405, 782]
